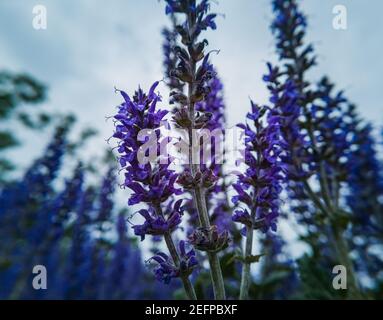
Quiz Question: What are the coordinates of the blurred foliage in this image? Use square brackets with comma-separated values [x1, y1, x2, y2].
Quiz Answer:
[0, 71, 46, 119]
[296, 254, 347, 300]
[0, 115, 176, 299]
[0, 71, 51, 184]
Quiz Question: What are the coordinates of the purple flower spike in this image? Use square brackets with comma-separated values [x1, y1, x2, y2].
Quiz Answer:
[232, 103, 285, 233]
[112, 83, 196, 291]
[113, 83, 183, 209]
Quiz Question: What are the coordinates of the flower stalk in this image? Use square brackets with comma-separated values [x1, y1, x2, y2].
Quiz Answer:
[239, 225, 253, 300]
[164, 0, 226, 299]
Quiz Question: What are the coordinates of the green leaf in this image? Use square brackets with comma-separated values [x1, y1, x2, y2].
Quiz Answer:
[0, 131, 19, 149]
[234, 253, 264, 264]
[220, 252, 238, 279]
[193, 271, 212, 299]
[0, 158, 15, 172]
[80, 127, 98, 141]
[244, 254, 264, 264]
[17, 112, 52, 129]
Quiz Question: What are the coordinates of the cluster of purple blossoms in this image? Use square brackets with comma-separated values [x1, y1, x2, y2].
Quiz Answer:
[113, 82, 180, 206]
[132, 200, 183, 241]
[232, 102, 284, 234]
[263, 63, 308, 181]
[270, 0, 359, 190]
[150, 240, 198, 284]
[271, 0, 315, 85]
[112, 82, 198, 295]
[231, 101, 285, 300]
[164, 0, 217, 33]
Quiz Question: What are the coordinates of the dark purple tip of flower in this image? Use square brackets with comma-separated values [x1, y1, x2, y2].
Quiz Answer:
[150, 241, 197, 284]
[132, 207, 182, 241]
[232, 209, 252, 228]
[263, 62, 280, 83]
[178, 240, 198, 273]
[151, 251, 179, 284]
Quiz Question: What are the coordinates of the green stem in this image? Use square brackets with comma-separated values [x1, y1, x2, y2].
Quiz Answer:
[239, 225, 253, 300]
[164, 232, 197, 300]
[302, 180, 328, 217]
[304, 174, 362, 299]
[302, 165, 362, 299]
[189, 164, 225, 299]
[207, 252, 226, 300]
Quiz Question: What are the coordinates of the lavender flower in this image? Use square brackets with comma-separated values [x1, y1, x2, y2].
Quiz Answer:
[162, 0, 226, 299]
[269, 0, 365, 298]
[112, 83, 197, 299]
[96, 166, 116, 223]
[271, 0, 315, 87]
[233, 102, 284, 233]
[232, 102, 284, 300]
[112, 83, 180, 229]
[113, 83, 180, 207]
[263, 63, 308, 181]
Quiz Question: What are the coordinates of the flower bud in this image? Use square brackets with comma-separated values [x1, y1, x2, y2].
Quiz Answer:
[188, 225, 230, 253]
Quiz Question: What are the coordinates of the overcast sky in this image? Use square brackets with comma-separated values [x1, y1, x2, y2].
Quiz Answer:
[1, 0, 382, 261]
[1, 0, 383, 168]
